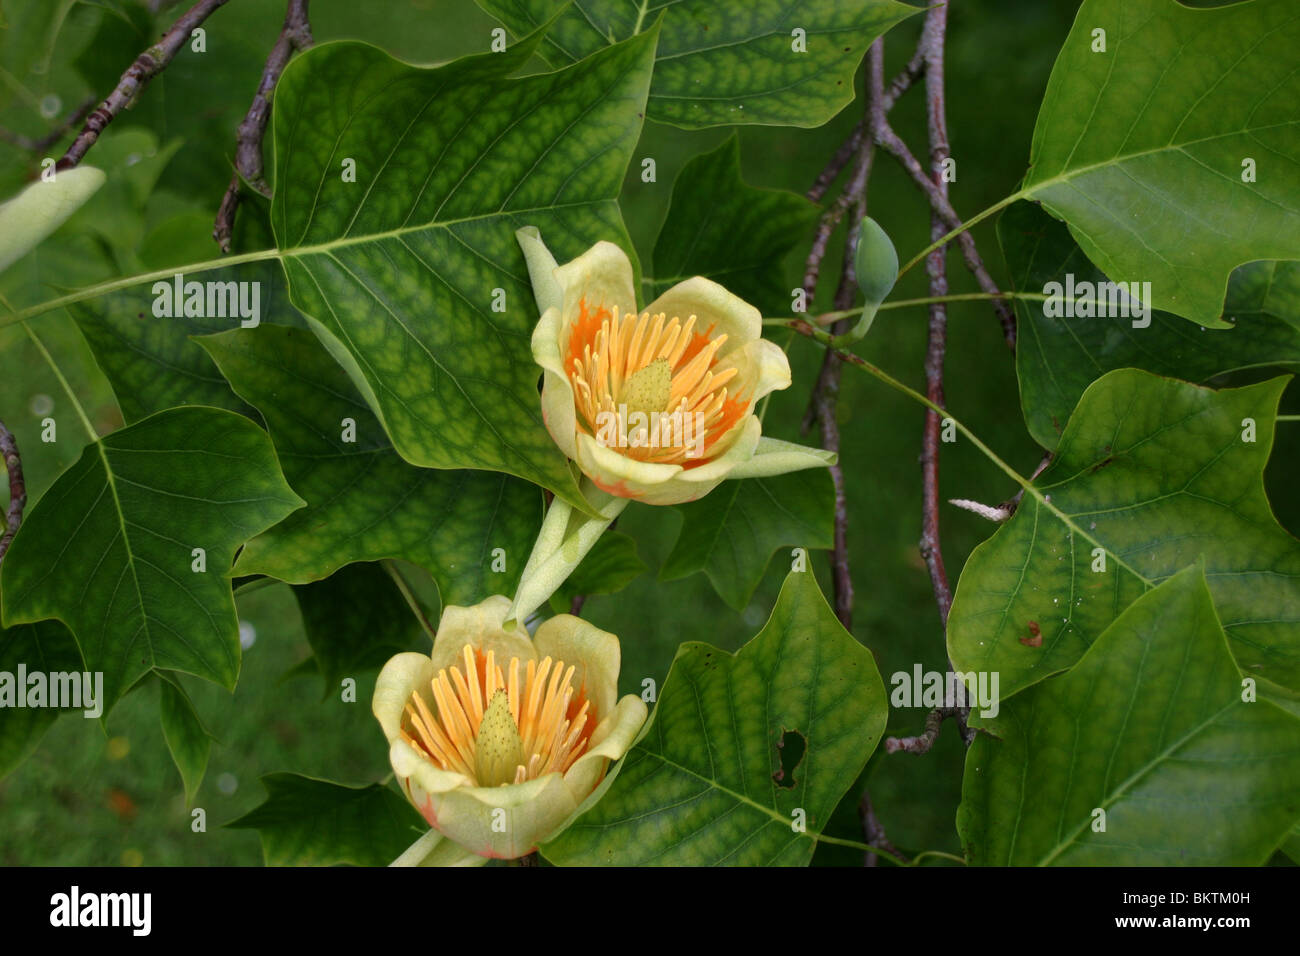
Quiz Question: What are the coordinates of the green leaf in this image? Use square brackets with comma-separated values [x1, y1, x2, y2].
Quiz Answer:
[1001, 201, 1300, 449]
[270, 30, 656, 512]
[227, 773, 425, 866]
[646, 134, 819, 314]
[477, 0, 917, 128]
[661, 470, 834, 611]
[156, 671, 211, 805]
[291, 562, 423, 695]
[0, 618, 83, 779]
[542, 569, 886, 865]
[958, 567, 1300, 865]
[1227, 260, 1300, 334]
[0, 406, 303, 711]
[548, 530, 647, 612]
[1022, 0, 1300, 326]
[199, 325, 541, 606]
[948, 369, 1300, 701]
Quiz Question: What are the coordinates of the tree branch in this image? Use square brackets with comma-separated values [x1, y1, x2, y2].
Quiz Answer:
[213, 0, 314, 252]
[57, 0, 232, 171]
[0, 96, 96, 155]
[0, 419, 26, 567]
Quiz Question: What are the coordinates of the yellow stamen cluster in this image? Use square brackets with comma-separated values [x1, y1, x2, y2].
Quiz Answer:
[569, 305, 741, 464]
[401, 644, 592, 787]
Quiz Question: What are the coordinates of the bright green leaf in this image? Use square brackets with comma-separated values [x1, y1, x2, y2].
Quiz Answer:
[958, 566, 1300, 865]
[1001, 201, 1300, 450]
[200, 325, 541, 606]
[227, 773, 425, 866]
[948, 369, 1300, 701]
[271, 30, 656, 512]
[1022, 0, 1300, 326]
[477, 0, 917, 128]
[542, 569, 886, 865]
[0, 406, 304, 711]
[661, 470, 834, 611]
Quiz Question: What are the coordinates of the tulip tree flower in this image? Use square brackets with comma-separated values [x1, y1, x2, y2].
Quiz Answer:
[507, 228, 836, 623]
[373, 595, 647, 862]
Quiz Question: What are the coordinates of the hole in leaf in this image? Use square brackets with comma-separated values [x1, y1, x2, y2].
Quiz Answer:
[772, 728, 806, 790]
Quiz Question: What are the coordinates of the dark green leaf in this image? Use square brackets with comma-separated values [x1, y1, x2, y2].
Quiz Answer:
[543, 569, 886, 865]
[948, 370, 1300, 701]
[1001, 201, 1300, 449]
[0, 618, 83, 779]
[647, 135, 819, 315]
[661, 470, 834, 611]
[291, 562, 423, 695]
[157, 670, 211, 805]
[200, 325, 541, 606]
[227, 773, 424, 866]
[271, 30, 656, 512]
[477, 0, 917, 128]
[1022, 0, 1300, 325]
[0, 406, 303, 711]
[958, 567, 1300, 865]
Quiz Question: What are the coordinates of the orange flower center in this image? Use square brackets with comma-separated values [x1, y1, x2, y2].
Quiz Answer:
[565, 299, 749, 466]
[401, 644, 594, 787]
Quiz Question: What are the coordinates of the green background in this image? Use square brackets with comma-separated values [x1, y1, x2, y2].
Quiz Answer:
[1, 0, 1295, 865]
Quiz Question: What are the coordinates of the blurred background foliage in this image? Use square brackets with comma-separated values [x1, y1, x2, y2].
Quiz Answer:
[0, 0, 1295, 865]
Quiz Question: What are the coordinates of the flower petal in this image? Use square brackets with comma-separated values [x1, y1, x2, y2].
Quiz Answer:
[724, 436, 838, 479]
[516, 226, 563, 316]
[373, 652, 436, 742]
[554, 240, 638, 330]
[561, 694, 648, 803]
[533, 614, 622, 721]
[645, 275, 762, 355]
[717, 337, 792, 404]
[430, 595, 536, 673]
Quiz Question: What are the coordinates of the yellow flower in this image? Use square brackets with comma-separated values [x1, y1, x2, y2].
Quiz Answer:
[518, 228, 835, 507]
[373, 596, 647, 860]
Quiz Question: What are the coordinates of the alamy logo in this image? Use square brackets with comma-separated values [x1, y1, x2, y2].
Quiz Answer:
[890, 665, 1000, 719]
[49, 886, 151, 936]
[152, 272, 261, 327]
[1042, 274, 1152, 328]
[0, 665, 103, 718]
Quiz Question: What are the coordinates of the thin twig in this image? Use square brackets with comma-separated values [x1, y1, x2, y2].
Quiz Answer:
[805, 52, 923, 204]
[872, 122, 1016, 347]
[919, 1, 954, 630]
[57, 0, 231, 171]
[0, 95, 95, 154]
[860, 790, 908, 867]
[0, 420, 25, 566]
[881, 47, 925, 113]
[801, 43, 883, 630]
[213, 0, 314, 252]
[806, 119, 863, 204]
